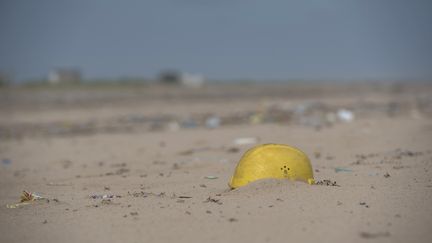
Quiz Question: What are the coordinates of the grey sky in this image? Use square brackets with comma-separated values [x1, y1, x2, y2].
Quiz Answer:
[1, 0, 431, 82]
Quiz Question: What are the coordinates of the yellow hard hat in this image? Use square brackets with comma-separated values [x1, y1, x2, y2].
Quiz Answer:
[229, 144, 315, 189]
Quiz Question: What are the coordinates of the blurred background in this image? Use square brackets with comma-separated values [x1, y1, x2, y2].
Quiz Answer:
[1, 0, 432, 83]
[0, 0, 431, 137]
[1, 3, 432, 242]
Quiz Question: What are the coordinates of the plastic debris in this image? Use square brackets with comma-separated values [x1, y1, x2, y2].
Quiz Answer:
[2, 158, 11, 165]
[334, 167, 353, 173]
[205, 116, 221, 129]
[232, 137, 258, 146]
[203, 196, 222, 205]
[293, 102, 331, 129]
[337, 109, 354, 122]
[315, 179, 340, 186]
[6, 191, 45, 208]
[21, 191, 43, 202]
[249, 113, 264, 124]
[89, 194, 121, 199]
[3, 99, 429, 139]
[181, 119, 198, 129]
[360, 231, 390, 239]
[204, 175, 218, 179]
[6, 203, 29, 209]
[167, 121, 180, 131]
[229, 144, 315, 189]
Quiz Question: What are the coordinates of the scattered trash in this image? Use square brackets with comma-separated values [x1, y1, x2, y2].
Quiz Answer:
[335, 167, 353, 173]
[384, 172, 391, 178]
[128, 191, 166, 198]
[229, 144, 315, 189]
[315, 180, 340, 187]
[178, 147, 211, 155]
[46, 182, 72, 186]
[167, 121, 180, 131]
[228, 218, 238, 222]
[172, 163, 180, 170]
[6, 203, 29, 209]
[1, 158, 11, 165]
[2, 99, 428, 139]
[293, 102, 331, 129]
[203, 196, 222, 205]
[101, 198, 115, 205]
[337, 109, 354, 122]
[21, 191, 43, 202]
[204, 175, 218, 179]
[178, 149, 194, 156]
[181, 119, 198, 129]
[359, 231, 390, 239]
[359, 202, 370, 208]
[89, 194, 121, 199]
[219, 158, 229, 163]
[232, 137, 258, 146]
[6, 191, 46, 208]
[205, 116, 221, 129]
[227, 147, 240, 153]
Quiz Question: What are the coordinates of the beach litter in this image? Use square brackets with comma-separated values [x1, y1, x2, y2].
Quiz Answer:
[89, 194, 121, 206]
[2, 158, 11, 165]
[89, 194, 121, 199]
[315, 180, 340, 187]
[205, 116, 221, 129]
[232, 137, 258, 146]
[203, 196, 222, 205]
[337, 109, 355, 122]
[359, 231, 390, 239]
[6, 191, 46, 208]
[334, 167, 353, 173]
[204, 175, 218, 179]
[229, 144, 315, 189]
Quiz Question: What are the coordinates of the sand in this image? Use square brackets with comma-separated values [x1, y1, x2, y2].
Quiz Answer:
[0, 83, 431, 243]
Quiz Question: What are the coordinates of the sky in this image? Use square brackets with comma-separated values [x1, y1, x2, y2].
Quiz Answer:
[1, 0, 431, 82]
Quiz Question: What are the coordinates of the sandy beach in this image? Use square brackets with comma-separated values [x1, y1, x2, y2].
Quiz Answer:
[1, 82, 431, 243]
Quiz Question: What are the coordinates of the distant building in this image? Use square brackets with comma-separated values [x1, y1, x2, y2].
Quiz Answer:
[158, 70, 204, 87]
[180, 72, 205, 88]
[48, 68, 82, 84]
[158, 70, 181, 84]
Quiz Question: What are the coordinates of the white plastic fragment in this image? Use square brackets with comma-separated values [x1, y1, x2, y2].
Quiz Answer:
[337, 109, 354, 122]
[232, 137, 258, 146]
